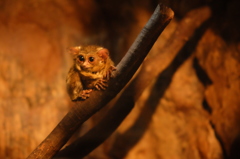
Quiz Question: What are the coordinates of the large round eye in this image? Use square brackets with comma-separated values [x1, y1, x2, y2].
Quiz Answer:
[78, 55, 84, 61]
[89, 57, 94, 62]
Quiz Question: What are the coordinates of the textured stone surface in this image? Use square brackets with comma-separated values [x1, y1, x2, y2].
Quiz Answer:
[0, 0, 239, 159]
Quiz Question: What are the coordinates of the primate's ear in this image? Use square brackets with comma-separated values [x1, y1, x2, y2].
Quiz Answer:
[97, 48, 109, 60]
[67, 46, 81, 55]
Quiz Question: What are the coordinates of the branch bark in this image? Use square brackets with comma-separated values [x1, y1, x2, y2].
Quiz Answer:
[27, 4, 174, 159]
[55, 6, 211, 159]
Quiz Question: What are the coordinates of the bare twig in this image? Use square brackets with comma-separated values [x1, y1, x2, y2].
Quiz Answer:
[27, 4, 173, 159]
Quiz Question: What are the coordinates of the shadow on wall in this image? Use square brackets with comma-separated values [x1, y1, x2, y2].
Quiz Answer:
[108, 18, 210, 159]
[229, 135, 240, 159]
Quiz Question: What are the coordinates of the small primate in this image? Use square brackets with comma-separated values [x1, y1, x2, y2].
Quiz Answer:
[66, 45, 116, 101]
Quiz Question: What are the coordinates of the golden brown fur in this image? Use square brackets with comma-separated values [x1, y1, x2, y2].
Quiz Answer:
[66, 45, 116, 101]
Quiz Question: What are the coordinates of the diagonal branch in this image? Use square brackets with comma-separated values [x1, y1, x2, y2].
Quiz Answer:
[55, 6, 211, 159]
[27, 4, 174, 159]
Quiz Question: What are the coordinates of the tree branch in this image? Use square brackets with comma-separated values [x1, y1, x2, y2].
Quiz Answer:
[27, 4, 174, 159]
[55, 6, 211, 159]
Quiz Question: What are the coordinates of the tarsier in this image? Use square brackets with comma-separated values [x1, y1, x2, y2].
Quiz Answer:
[66, 45, 116, 101]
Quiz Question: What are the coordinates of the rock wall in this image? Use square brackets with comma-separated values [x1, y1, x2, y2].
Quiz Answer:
[0, 0, 239, 158]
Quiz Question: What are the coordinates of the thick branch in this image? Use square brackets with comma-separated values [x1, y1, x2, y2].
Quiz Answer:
[55, 6, 211, 158]
[27, 4, 173, 159]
